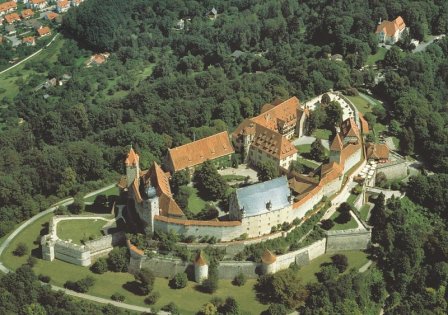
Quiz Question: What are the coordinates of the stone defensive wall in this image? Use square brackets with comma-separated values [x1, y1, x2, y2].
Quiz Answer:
[41, 215, 124, 266]
[376, 159, 407, 180]
[128, 231, 370, 279]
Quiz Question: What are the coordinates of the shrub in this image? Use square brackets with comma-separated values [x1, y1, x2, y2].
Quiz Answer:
[27, 255, 37, 267]
[316, 265, 339, 283]
[232, 272, 247, 286]
[144, 291, 160, 305]
[64, 277, 95, 293]
[135, 268, 155, 295]
[91, 257, 108, 274]
[38, 274, 51, 283]
[107, 247, 129, 272]
[331, 254, 348, 273]
[169, 272, 188, 289]
[13, 243, 28, 257]
[320, 219, 335, 230]
[266, 303, 288, 315]
[161, 302, 180, 315]
[111, 293, 125, 302]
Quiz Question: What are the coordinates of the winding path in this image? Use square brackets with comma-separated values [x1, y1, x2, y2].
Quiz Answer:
[0, 184, 163, 314]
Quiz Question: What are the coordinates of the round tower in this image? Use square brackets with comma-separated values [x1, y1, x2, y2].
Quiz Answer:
[261, 249, 277, 275]
[194, 251, 209, 283]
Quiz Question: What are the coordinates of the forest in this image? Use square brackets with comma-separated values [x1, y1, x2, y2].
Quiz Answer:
[0, 0, 447, 313]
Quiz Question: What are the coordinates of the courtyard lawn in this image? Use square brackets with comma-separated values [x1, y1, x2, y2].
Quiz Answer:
[366, 47, 387, 66]
[296, 250, 369, 284]
[347, 194, 358, 206]
[222, 174, 247, 182]
[56, 219, 107, 244]
[330, 211, 358, 231]
[296, 143, 311, 154]
[359, 204, 371, 222]
[187, 187, 207, 214]
[297, 157, 320, 170]
[312, 128, 332, 140]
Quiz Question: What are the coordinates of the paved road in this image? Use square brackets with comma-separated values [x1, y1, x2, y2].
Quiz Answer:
[0, 33, 59, 76]
[413, 35, 445, 53]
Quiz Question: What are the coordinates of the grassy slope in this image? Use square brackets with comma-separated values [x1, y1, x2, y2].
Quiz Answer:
[330, 211, 358, 231]
[56, 219, 107, 244]
[0, 35, 65, 100]
[366, 47, 387, 66]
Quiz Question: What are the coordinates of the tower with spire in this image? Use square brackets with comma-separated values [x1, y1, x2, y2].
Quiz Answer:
[125, 147, 140, 187]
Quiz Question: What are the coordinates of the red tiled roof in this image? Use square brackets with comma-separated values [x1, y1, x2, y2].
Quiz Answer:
[341, 117, 360, 139]
[31, 0, 46, 4]
[46, 12, 58, 20]
[22, 36, 35, 44]
[125, 148, 139, 166]
[261, 249, 276, 264]
[250, 124, 297, 159]
[167, 131, 234, 172]
[154, 215, 241, 227]
[195, 251, 207, 266]
[37, 26, 51, 36]
[330, 133, 343, 151]
[5, 13, 20, 24]
[376, 16, 406, 37]
[358, 112, 369, 134]
[366, 143, 389, 160]
[251, 97, 300, 132]
[21, 9, 34, 19]
[0, 1, 16, 13]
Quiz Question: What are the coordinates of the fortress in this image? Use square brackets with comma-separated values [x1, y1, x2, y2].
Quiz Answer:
[119, 96, 366, 242]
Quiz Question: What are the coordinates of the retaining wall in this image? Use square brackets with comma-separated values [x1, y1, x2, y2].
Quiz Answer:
[325, 229, 371, 253]
[376, 160, 407, 180]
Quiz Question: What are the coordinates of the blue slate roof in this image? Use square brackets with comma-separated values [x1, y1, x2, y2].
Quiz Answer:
[236, 176, 290, 218]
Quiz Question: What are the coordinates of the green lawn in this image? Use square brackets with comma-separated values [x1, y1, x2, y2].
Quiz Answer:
[296, 143, 311, 154]
[297, 157, 320, 169]
[359, 204, 371, 222]
[187, 187, 207, 214]
[330, 211, 358, 231]
[391, 136, 400, 149]
[347, 194, 358, 205]
[366, 47, 387, 66]
[312, 129, 332, 140]
[84, 185, 119, 203]
[346, 95, 373, 114]
[296, 250, 369, 284]
[222, 174, 247, 182]
[57, 219, 107, 244]
[0, 34, 65, 101]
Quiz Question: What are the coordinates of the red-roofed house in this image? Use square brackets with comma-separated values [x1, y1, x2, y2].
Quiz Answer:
[28, 0, 47, 10]
[22, 36, 35, 46]
[376, 16, 406, 44]
[21, 9, 34, 19]
[56, 0, 69, 13]
[37, 26, 51, 37]
[0, 1, 17, 17]
[45, 11, 58, 21]
[5, 12, 20, 24]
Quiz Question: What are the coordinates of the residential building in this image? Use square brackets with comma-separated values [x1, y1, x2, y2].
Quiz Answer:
[45, 11, 58, 21]
[206, 7, 217, 20]
[28, 0, 47, 10]
[232, 97, 308, 170]
[70, 0, 82, 7]
[376, 16, 406, 44]
[165, 131, 234, 173]
[37, 26, 51, 37]
[0, 1, 17, 17]
[22, 36, 35, 46]
[21, 9, 34, 19]
[56, 0, 69, 13]
[86, 53, 110, 66]
[5, 12, 20, 24]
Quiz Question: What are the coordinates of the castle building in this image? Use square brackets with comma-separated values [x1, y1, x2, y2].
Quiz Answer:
[328, 117, 363, 173]
[232, 97, 308, 170]
[366, 143, 390, 163]
[165, 131, 234, 173]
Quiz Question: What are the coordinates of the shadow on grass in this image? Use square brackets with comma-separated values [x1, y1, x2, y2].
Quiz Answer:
[122, 281, 145, 296]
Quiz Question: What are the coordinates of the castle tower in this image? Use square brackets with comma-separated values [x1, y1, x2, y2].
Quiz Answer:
[194, 251, 209, 283]
[329, 133, 343, 163]
[125, 148, 140, 187]
[261, 249, 277, 275]
[143, 185, 159, 234]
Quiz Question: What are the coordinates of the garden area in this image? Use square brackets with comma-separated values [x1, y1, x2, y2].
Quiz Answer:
[366, 46, 387, 66]
[329, 210, 358, 231]
[56, 219, 108, 245]
[311, 128, 332, 140]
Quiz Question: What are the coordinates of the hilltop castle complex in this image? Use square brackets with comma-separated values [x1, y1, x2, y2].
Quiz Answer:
[119, 96, 367, 242]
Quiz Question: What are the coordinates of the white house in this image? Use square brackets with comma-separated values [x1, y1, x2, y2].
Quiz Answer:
[28, 0, 48, 10]
[56, 0, 70, 13]
[376, 16, 406, 44]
